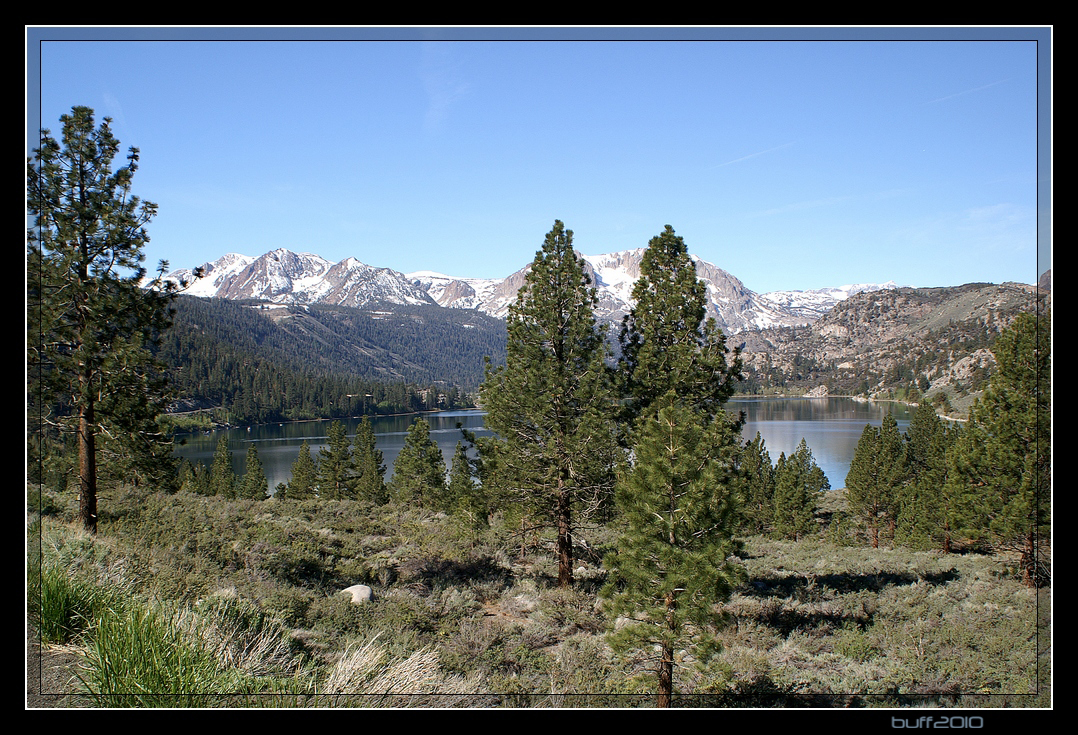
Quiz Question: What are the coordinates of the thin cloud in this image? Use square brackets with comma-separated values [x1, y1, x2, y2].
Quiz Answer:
[101, 92, 135, 141]
[748, 187, 912, 219]
[715, 141, 796, 168]
[748, 195, 853, 218]
[923, 78, 1010, 105]
[419, 43, 472, 135]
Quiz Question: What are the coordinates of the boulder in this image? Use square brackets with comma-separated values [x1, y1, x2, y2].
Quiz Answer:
[341, 584, 373, 604]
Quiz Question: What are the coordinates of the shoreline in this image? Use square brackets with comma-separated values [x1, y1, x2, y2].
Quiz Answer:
[169, 406, 481, 436]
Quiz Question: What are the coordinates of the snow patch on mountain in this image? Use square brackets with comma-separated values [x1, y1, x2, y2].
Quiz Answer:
[760, 281, 901, 319]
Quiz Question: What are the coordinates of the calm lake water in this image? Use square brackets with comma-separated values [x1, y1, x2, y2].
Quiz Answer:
[174, 410, 493, 493]
[174, 398, 912, 493]
[732, 397, 912, 491]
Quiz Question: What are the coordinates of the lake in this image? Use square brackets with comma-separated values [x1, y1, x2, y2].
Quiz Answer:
[174, 410, 494, 493]
[173, 398, 913, 493]
[732, 397, 912, 491]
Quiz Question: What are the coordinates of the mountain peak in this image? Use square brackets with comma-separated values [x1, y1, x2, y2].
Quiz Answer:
[170, 247, 898, 333]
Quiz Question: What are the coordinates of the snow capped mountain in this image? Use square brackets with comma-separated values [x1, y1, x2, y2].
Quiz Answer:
[171, 247, 894, 334]
[759, 282, 901, 320]
[407, 266, 530, 320]
[317, 257, 436, 308]
[167, 249, 434, 308]
[406, 271, 505, 312]
[215, 249, 335, 303]
[168, 252, 255, 298]
[419, 249, 815, 333]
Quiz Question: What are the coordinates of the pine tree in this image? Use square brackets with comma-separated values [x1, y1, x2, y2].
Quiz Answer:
[845, 414, 904, 548]
[352, 417, 387, 504]
[877, 414, 905, 541]
[177, 459, 212, 496]
[210, 437, 235, 499]
[317, 421, 355, 500]
[602, 392, 744, 707]
[286, 441, 318, 500]
[738, 432, 775, 536]
[948, 312, 1050, 585]
[618, 225, 743, 425]
[447, 440, 487, 532]
[27, 106, 197, 533]
[389, 418, 446, 508]
[240, 443, 268, 500]
[480, 220, 619, 588]
[896, 402, 958, 551]
[772, 439, 828, 540]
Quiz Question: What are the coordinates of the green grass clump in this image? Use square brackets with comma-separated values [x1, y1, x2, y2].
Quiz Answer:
[29, 561, 123, 645]
[81, 605, 247, 707]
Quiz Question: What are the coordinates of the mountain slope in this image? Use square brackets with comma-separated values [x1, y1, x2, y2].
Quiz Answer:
[737, 282, 1045, 405]
[160, 295, 507, 423]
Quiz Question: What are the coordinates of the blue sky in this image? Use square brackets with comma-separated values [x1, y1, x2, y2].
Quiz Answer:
[27, 27, 1051, 294]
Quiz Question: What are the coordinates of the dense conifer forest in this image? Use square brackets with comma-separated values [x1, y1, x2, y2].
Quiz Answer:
[157, 295, 506, 425]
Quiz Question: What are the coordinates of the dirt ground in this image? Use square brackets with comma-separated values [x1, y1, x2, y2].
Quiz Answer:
[26, 621, 90, 708]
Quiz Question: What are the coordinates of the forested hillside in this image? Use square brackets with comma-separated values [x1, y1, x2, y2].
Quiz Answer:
[158, 295, 506, 425]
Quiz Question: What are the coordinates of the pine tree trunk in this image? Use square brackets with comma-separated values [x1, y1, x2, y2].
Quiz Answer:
[78, 391, 97, 534]
[1022, 528, 1036, 588]
[657, 590, 676, 708]
[657, 642, 673, 708]
[557, 483, 573, 588]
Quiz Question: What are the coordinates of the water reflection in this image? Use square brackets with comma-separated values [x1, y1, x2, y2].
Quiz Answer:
[732, 397, 911, 490]
[173, 410, 492, 492]
[174, 399, 914, 494]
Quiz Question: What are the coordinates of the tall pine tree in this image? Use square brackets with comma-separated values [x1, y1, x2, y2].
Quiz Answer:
[602, 391, 744, 707]
[317, 421, 355, 500]
[210, 437, 235, 499]
[447, 440, 488, 534]
[618, 225, 742, 426]
[845, 414, 904, 548]
[240, 443, 268, 500]
[896, 402, 958, 551]
[948, 312, 1050, 585]
[285, 441, 318, 500]
[28, 106, 197, 532]
[771, 439, 828, 541]
[352, 417, 388, 504]
[738, 432, 776, 536]
[603, 224, 745, 706]
[480, 220, 619, 588]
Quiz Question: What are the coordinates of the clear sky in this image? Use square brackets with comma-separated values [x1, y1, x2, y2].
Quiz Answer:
[27, 27, 1051, 294]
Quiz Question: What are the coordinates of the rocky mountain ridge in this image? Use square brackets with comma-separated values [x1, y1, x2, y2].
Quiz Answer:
[737, 281, 1046, 408]
[170, 249, 435, 309]
[169, 247, 902, 334]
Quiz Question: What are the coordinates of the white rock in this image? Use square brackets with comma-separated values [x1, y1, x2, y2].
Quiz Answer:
[342, 584, 373, 604]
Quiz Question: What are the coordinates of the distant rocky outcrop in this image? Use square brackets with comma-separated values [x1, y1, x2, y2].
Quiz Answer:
[738, 282, 1044, 399]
